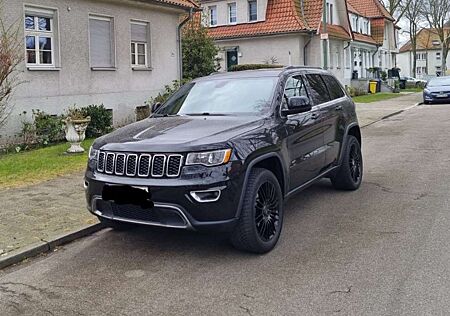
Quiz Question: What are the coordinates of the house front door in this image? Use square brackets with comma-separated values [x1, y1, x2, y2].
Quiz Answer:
[226, 49, 238, 71]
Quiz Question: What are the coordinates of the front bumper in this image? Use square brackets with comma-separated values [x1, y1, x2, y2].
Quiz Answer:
[84, 162, 244, 232]
[423, 93, 450, 103]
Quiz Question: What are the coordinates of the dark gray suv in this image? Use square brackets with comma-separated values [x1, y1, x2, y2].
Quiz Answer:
[85, 67, 363, 253]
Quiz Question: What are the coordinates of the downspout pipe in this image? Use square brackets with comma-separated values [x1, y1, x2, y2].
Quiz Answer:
[177, 8, 194, 81]
[303, 31, 314, 65]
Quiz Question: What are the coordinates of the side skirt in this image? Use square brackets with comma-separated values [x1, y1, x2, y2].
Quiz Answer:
[285, 165, 339, 200]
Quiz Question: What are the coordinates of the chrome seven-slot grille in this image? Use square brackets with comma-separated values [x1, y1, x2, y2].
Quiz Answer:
[97, 151, 183, 178]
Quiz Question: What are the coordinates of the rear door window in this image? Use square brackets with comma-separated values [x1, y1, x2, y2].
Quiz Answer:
[322, 75, 345, 100]
[305, 74, 331, 105]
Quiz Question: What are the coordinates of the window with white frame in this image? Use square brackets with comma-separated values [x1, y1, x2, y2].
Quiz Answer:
[24, 7, 57, 67]
[436, 52, 441, 60]
[209, 6, 217, 26]
[228, 3, 237, 24]
[89, 15, 115, 68]
[130, 21, 150, 68]
[248, 0, 257, 21]
[326, 2, 333, 24]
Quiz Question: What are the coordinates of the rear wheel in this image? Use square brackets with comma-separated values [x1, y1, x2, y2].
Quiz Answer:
[331, 135, 363, 190]
[98, 217, 136, 231]
[230, 168, 284, 254]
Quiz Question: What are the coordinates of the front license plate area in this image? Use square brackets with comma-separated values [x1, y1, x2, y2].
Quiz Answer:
[102, 185, 154, 209]
[437, 94, 448, 98]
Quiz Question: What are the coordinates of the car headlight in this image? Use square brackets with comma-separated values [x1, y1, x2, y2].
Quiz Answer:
[186, 149, 232, 167]
[88, 146, 99, 161]
[423, 89, 430, 94]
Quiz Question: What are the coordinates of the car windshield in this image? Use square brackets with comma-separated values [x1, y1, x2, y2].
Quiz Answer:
[428, 77, 450, 87]
[155, 77, 278, 116]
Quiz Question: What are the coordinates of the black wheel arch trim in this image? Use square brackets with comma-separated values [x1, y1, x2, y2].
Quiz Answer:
[235, 152, 288, 219]
[338, 122, 361, 166]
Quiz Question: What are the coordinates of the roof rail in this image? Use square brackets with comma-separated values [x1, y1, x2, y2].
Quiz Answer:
[284, 65, 323, 70]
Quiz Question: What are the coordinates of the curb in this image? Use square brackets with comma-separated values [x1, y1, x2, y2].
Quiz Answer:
[0, 223, 104, 270]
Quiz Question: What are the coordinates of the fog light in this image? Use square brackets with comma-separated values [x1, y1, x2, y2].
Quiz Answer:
[190, 187, 225, 203]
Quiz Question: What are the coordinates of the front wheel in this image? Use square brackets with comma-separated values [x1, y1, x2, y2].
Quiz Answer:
[331, 135, 363, 190]
[230, 168, 284, 254]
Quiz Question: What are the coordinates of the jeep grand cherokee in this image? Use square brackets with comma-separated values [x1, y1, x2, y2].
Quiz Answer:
[85, 67, 363, 253]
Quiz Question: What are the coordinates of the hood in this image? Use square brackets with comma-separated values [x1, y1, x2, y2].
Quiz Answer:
[95, 115, 266, 152]
[425, 85, 450, 92]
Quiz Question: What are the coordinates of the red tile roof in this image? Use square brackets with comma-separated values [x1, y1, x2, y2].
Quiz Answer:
[370, 18, 385, 44]
[347, 0, 394, 20]
[353, 32, 377, 44]
[399, 28, 450, 52]
[320, 24, 352, 40]
[207, 0, 309, 40]
[149, 0, 199, 9]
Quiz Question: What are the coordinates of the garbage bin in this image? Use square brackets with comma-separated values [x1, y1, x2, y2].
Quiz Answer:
[369, 80, 377, 94]
[399, 79, 406, 89]
[375, 79, 382, 92]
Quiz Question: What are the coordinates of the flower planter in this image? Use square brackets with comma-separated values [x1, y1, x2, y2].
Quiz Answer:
[64, 117, 91, 153]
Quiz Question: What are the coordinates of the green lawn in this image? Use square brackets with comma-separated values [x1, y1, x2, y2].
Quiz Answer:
[352, 93, 404, 103]
[0, 139, 94, 189]
[403, 87, 423, 93]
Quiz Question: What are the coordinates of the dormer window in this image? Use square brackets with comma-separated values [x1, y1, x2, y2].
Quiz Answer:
[249, 0, 257, 22]
[432, 40, 440, 46]
[228, 3, 237, 24]
[209, 6, 217, 26]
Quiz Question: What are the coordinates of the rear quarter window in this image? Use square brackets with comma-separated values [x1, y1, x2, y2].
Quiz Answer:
[322, 75, 345, 100]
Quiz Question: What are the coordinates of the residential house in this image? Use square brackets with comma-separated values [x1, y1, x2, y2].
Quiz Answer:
[200, 0, 399, 87]
[0, 0, 198, 140]
[397, 28, 450, 78]
[200, 0, 353, 84]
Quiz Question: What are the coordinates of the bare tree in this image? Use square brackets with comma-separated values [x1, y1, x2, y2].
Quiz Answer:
[422, 0, 450, 75]
[400, 0, 423, 77]
[0, 4, 23, 129]
[382, 0, 411, 20]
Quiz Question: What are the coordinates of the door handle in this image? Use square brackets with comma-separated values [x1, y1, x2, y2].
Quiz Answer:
[311, 112, 320, 120]
[335, 105, 343, 111]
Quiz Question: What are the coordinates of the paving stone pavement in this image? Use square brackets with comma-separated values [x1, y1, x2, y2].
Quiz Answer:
[0, 92, 422, 259]
[0, 171, 96, 257]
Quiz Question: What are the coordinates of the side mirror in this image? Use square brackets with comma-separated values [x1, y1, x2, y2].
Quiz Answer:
[282, 96, 312, 115]
[151, 102, 162, 113]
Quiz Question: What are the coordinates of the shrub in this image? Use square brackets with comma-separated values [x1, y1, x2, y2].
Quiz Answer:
[229, 64, 283, 72]
[80, 104, 113, 138]
[381, 71, 387, 81]
[146, 79, 190, 107]
[32, 109, 64, 145]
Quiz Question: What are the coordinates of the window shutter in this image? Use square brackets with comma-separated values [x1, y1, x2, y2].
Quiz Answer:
[89, 17, 114, 68]
[131, 23, 147, 43]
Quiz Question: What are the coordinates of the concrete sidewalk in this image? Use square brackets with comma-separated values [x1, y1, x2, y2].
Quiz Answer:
[0, 92, 422, 267]
[355, 92, 422, 127]
[0, 172, 98, 263]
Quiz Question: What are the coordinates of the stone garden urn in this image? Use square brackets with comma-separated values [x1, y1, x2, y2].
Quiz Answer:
[64, 117, 91, 153]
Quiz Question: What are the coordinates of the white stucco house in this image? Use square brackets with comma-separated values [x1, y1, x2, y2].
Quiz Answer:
[200, 0, 399, 88]
[0, 0, 198, 141]
[397, 28, 450, 79]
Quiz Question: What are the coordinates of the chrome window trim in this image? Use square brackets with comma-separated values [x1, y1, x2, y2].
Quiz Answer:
[151, 154, 166, 177]
[105, 152, 115, 174]
[126, 154, 138, 176]
[137, 154, 151, 177]
[115, 153, 126, 175]
[166, 154, 184, 178]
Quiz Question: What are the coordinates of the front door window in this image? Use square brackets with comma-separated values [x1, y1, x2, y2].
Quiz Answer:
[226, 50, 238, 71]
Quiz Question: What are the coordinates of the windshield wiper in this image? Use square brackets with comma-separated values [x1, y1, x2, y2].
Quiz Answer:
[184, 112, 229, 116]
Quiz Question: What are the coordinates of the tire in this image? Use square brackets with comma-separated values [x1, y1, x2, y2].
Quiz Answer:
[230, 168, 284, 254]
[331, 135, 363, 190]
[98, 217, 136, 231]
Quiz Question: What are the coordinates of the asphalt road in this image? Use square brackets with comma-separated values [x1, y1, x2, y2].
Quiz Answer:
[1, 103, 450, 315]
